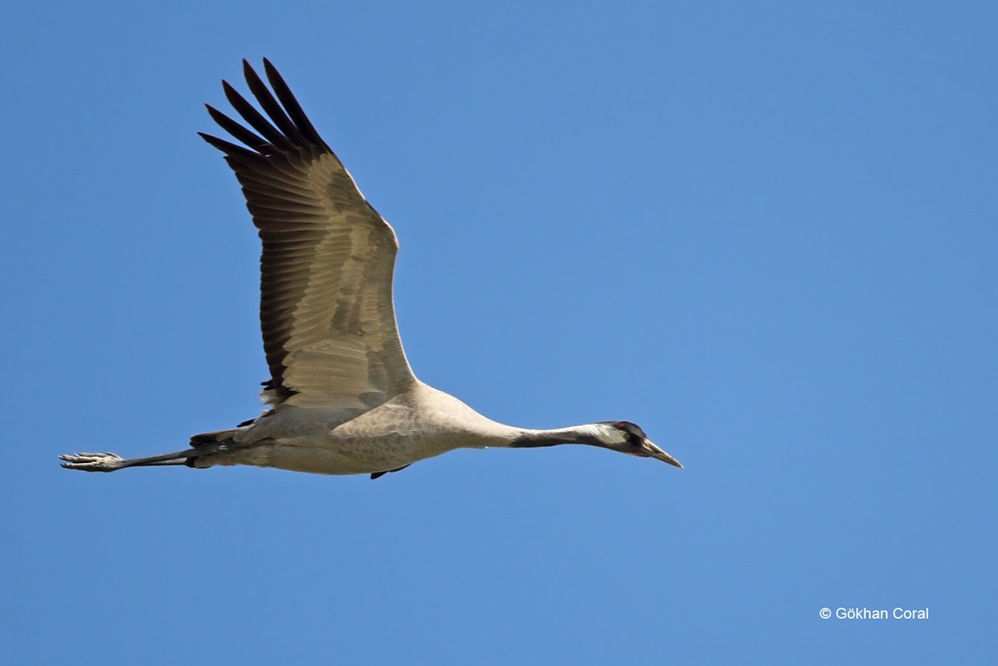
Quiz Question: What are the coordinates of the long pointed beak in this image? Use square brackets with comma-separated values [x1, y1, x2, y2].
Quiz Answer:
[641, 439, 683, 469]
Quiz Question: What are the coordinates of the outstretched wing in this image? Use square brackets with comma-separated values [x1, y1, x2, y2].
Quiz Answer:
[200, 59, 415, 409]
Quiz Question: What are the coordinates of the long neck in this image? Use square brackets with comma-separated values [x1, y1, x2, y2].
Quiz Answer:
[415, 383, 607, 451]
[507, 424, 606, 449]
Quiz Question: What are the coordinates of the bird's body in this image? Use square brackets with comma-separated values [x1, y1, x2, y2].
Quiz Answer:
[61, 59, 682, 479]
[195, 383, 513, 475]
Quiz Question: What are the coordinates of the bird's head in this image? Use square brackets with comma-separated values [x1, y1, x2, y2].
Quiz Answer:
[594, 421, 683, 468]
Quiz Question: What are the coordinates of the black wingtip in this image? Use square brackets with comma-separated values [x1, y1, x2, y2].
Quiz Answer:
[262, 58, 281, 83]
[242, 58, 307, 145]
[198, 131, 259, 160]
[259, 59, 331, 153]
[221, 79, 240, 104]
[205, 103, 269, 152]
[219, 75, 295, 151]
[203, 59, 332, 161]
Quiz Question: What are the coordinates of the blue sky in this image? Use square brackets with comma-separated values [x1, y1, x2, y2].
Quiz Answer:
[2, 1, 995, 663]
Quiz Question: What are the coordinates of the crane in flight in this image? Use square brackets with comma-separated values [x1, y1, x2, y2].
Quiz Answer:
[61, 60, 682, 480]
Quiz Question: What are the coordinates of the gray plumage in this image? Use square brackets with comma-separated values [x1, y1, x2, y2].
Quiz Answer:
[60, 59, 682, 479]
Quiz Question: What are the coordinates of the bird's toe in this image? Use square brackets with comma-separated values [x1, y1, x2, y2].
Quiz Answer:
[60, 452, 124, 472]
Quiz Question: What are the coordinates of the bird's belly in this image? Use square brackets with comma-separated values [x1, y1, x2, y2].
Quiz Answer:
[269, 443, 406, 475]
[210, 434, 449, 476]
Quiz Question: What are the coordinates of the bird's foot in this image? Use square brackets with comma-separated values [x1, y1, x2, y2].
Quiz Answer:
[60, 452, 125, 472]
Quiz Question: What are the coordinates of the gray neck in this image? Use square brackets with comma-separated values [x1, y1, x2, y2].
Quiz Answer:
[507, 424, 605, 449]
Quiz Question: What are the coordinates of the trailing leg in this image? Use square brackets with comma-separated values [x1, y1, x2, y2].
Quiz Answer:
[59, 439, 237, 472]
[60, 449, 198, 472]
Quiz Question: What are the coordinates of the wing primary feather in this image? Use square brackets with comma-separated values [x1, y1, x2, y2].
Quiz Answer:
[262, 58, 332, 152]
[241, 60, 310, 147]
[198, 131, 260, 160]
[205, 104, 269, 152]
[222, 80, 296, 152]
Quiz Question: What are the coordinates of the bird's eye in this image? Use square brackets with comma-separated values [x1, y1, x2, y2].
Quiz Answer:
[622, 432, 632, 441]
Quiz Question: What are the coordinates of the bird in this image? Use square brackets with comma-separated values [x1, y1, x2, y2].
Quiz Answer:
[60, 59, 682, 480]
